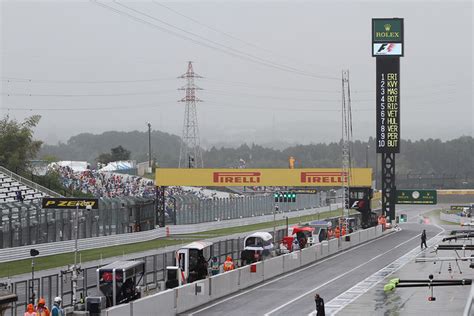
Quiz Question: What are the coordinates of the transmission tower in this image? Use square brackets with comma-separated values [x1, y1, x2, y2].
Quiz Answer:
[178, 61, 204, 168]
[341, 70, 353, 221]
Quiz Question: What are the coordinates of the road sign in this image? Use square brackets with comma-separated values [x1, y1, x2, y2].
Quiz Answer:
[396, 190, 437, 205]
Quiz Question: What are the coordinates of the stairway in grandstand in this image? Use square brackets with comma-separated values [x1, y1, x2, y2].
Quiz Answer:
[0, 166, 60, 203]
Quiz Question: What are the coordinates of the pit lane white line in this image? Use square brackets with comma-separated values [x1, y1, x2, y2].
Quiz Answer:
[313, 224, 445, 315]
[188, 230, 397, 316]
[264, 231, 424, 316]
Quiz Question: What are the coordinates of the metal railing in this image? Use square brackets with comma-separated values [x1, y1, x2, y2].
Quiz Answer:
[0, 166, 62, 198]
[0, 197, 155, 250]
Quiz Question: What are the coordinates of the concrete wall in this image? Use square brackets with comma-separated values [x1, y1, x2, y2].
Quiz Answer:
[210, 269, 240, 300]
[105, 303, 130, 316]
[132, 289, 175, 316]
[367, 227, 376, 240]
[301, 245, 317, 266]
[328, 238, 339, 254]
[314, 243, 322, 261]
[104, 226, 385, 316]
[321, 241, 329, 258]
[263, 255, 284, 280]
[360, 229, 368, 243]
[176, 279, 210, 314]
[350, 231, 360, 246]
[283, 251, 301, 273]
[375, 224, 383, 237]
[239, 262, 264, 290]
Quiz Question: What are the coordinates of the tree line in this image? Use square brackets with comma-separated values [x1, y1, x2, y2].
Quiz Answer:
[1, 116, 472, 187]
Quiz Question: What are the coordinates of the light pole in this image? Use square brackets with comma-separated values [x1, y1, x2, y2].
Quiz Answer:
[72, 202, 80, 307]
[147, 123, 152, 171]
[273, 204, 279, 244]
[30, 248, 39, 304]
[366, 145, 370, 168]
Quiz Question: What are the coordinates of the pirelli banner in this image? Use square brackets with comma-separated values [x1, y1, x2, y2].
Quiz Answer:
[42, 197, 99, 209]
[155, 168, 372, 187]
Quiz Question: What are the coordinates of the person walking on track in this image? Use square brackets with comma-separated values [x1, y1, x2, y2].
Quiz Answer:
[421, 229, 428, 249]
[314, 293, 325, 316]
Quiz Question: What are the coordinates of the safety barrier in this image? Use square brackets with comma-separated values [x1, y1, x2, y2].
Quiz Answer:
[105, 303, 131, 316]
[283, 251, 301, 273]
[104, 225, 391, 316]
[350, 231, 360, 246]
[176, 279, 210, 314]
[262, 255, 284, 280]
[359, 229, 368, 243]
[328, 238, 339, 254]
[239, 262, 264, 290]
[301, 244, 317, 266]
[210, 269, 240, 300]
[321, 241, 329, 258]
[375, 224, 383, 236]
[367, 226, 376, 240]
[130, 289, 175, 316]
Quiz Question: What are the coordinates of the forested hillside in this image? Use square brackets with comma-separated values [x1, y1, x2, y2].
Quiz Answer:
[39, 132, 473, 179]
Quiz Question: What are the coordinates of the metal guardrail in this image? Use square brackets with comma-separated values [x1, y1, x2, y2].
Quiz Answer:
[0, 166, 62, 198]
[0, 204, 341, 263]
[439, 211, 472, 224]
[463, 283, 474, 316]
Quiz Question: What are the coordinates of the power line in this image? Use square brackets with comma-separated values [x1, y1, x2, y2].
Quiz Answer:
[152, 1, 278, 54]
[92, 1, 339, 80]
[1, 76, 176, 84]
[2, 90, 175, 97]
[2, 103, 168, 112]
[205, 89, 349, 102]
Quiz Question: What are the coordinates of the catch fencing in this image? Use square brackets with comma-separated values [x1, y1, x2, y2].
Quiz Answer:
[1, 191, 330, 249]
[173, 192, 325, 225]
[0, 197, 155, 249]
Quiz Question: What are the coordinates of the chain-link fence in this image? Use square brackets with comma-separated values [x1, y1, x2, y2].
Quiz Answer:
[171, 192, 328, 225]
[0, 197, 155, 249]
[1, 191, 336, 249]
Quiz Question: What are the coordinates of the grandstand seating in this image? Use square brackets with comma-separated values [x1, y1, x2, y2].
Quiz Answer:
[0, 171, 46, 203]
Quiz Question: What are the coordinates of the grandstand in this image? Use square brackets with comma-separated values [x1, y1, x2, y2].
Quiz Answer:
[0, 168, 54, 203]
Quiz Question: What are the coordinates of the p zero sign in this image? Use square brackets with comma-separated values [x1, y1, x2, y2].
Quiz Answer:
[42, 197, 99, 209]
[155, 168, 372, 187]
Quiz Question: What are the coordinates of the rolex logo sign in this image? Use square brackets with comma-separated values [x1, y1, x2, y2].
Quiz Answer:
[372, 18, 403, 44]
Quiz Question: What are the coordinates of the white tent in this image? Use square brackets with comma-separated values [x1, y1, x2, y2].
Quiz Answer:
[99, 160, 136, 172]
[50, 161, 89, 172]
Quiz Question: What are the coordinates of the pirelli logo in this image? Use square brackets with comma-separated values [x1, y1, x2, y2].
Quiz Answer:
[300, 172, 348, 184]
[42, 197, 99, 209]
[213, 171, 261, 184]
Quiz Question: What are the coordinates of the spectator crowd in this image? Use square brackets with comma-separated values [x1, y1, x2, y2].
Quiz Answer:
[54, 166, 155, 198]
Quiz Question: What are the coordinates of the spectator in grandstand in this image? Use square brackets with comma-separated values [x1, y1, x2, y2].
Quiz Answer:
[16, 190, 24, 202]
[36, 298, 50, 316]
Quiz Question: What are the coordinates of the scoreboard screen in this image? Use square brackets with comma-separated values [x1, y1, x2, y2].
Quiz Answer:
[376, 57, 400, 153]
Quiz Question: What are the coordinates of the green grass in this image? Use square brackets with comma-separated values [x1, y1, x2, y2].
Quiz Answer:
[0, 208, 352, 278]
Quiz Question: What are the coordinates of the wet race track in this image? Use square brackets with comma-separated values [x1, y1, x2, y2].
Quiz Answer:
[183, 205, 465, 316]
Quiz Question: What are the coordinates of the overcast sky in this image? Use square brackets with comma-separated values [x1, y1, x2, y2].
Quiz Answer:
[1, 0, 472, 146]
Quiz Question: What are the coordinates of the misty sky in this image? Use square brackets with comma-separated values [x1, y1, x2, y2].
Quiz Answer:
[1, 0, 473, 147]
